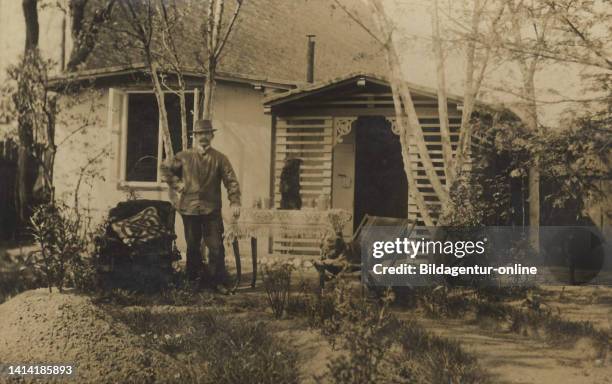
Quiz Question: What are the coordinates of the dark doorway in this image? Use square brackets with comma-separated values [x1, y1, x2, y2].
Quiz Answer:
[353, 116, 407, 231]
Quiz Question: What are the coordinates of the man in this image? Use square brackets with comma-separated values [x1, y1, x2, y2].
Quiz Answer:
[160, 119, 241, 293]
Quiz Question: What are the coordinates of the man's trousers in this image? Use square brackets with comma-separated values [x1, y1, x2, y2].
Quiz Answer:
[180, 212, 227, 285]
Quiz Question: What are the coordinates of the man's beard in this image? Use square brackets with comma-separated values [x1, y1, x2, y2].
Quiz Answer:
[195, 142, 210, 151]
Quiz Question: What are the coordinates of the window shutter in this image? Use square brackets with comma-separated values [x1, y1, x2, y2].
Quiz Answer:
[107, 88, 126, 183]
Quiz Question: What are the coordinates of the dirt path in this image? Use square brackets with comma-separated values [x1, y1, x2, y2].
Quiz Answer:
[258, 314, 337, 384]
[413, 316, 611, 384]
[538, 286, 612, 333]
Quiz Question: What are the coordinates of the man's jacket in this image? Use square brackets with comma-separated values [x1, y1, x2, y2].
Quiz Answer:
[160, 147, 241, 215]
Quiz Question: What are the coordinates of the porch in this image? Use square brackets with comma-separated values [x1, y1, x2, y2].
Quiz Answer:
[262, 73, 465, 256]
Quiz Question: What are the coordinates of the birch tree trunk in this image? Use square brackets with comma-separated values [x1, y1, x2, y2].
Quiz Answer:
[202, 0, 223, 120]
[179, 90, 188, 150]
[150, 61, 174, 158]
[368, 0, 448, 225]
[506, 0, 549, 249]
[156, 0, 189, 150]
[119, 0, 175, 158]
[431, 0, 452, 181]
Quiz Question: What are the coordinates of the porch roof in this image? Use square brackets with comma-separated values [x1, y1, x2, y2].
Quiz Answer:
[263, 72, 466, 107]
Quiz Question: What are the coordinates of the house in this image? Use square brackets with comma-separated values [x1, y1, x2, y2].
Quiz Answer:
[3, 1, 607, 260]
[0, 0, 386, 253]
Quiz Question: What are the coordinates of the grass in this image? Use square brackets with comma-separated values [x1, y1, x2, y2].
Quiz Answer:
[287, 281, 490, 384]
[397, 319, 489, 384]
[109, 307, 299, 384]
[400, 285, 610, 358]
[475, 300, 610, 356]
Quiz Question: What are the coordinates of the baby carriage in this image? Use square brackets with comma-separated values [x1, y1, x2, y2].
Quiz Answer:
[94, 199, 181, 291]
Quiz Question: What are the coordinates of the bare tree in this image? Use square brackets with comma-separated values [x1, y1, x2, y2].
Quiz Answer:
[201, 0, 243, 120]
[115, 0, 174, 158]
[431, 0, 453, 181]
[446, 0, 506, 186]
[331, 0, 528, 229]
[156, 0, 190, 150]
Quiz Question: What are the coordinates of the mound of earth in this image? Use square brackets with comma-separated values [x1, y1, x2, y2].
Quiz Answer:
[0, 289, 181, 383]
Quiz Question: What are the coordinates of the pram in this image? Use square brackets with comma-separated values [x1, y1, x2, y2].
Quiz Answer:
[94, 199, 181, 291]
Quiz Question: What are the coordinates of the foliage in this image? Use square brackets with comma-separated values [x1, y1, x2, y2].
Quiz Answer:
[261, 262, 294, 318]
[1, 51, 59, 205]
[28, 200, 105, 293]
[324, 286, 400, 384]
[443, 109, 611, 227]
[29, 202, 85, 292]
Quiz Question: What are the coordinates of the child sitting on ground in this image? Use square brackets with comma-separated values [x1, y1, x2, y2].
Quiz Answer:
[314, 231, 361, 279]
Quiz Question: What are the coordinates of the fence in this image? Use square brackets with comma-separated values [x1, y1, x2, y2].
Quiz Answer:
[0, 140, 19, 241]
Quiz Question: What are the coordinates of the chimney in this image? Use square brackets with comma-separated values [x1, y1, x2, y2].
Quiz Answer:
[306, 35, 316, 83]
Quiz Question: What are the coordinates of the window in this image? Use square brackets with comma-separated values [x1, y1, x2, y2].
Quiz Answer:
[124, 92, 195, 182]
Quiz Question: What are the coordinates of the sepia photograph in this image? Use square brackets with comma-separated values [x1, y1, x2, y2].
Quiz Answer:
[0, 0, 610, 382]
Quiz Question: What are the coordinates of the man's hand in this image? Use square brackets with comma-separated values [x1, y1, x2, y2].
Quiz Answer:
[231, 206, 241, 220]
[174, 182, 185, 193]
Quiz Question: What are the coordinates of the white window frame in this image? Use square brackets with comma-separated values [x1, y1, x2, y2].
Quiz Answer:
[118, 89, 198, 189]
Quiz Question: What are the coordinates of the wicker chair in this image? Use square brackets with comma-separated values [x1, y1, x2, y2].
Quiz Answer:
[94, 199, 181, 291]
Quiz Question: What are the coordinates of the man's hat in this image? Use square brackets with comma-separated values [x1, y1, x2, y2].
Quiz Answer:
[191, 119, 216, 134]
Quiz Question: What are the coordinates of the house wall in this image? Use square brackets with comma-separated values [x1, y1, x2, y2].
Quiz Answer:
[53, 81, 272, 254]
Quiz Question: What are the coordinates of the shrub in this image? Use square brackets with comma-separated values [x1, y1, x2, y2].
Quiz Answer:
[261, 262, 294, 318]
[29, 202, 87, 292]
[324, 285, 400, 384]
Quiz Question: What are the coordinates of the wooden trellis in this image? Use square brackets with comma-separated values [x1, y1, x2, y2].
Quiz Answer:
[273, 116, 333, 255]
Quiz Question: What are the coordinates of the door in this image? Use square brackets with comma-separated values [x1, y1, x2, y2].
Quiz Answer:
[353, 116, 407, 230]
[332, 136, 355, 237]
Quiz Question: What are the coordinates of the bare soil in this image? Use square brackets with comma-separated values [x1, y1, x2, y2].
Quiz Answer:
[0, 289, 182, 383]
[418, 316, 611, 384]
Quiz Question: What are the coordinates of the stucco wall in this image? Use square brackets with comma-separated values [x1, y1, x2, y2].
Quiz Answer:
[53, 81, 272, 254]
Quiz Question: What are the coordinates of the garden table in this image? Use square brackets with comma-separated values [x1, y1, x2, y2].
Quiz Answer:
[223, 208, 352, 288]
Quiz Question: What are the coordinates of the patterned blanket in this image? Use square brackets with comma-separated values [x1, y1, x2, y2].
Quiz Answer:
[111, 206, 172, 247]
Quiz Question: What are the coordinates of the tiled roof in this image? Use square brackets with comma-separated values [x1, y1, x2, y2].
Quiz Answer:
[84, 0, 386, 84]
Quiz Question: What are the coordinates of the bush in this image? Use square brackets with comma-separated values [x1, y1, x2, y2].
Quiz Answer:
[324, 285, 400, 384]
[29, 202, 87, 292]
[261, 262, 294, 318]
